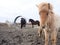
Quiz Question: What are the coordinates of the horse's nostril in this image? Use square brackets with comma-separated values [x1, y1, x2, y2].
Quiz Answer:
[42, 26, 45, 29]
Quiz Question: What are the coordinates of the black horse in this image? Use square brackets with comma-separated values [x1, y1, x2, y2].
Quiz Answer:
[29, 19, 40, 28]
[14, 16, 26, 29]
[21, 18, 26, 29]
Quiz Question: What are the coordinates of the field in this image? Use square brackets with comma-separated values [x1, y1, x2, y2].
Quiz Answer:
[0, 23, 60, 45]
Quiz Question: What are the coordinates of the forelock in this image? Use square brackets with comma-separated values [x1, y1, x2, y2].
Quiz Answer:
[38, 2, 53, 11]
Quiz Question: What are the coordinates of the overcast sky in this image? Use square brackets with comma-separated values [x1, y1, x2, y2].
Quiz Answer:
[0, 0, 60, 23]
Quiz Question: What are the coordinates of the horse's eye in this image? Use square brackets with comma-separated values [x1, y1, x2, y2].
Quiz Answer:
[51, 11, 53, 14]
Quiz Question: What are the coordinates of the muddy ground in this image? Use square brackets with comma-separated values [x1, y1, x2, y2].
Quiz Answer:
[0, 23, 60, 45]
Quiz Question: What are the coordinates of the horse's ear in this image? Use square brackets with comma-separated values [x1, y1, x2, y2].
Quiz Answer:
[36, 4, 39, 7]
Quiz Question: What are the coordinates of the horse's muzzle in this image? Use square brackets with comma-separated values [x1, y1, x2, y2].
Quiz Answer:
[41, 25, 47, 29]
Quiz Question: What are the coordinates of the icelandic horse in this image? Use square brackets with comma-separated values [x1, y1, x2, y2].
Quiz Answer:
[14, 16, 26, 29]
[29, 19, 40, 28]
[36, 2, 59, 45]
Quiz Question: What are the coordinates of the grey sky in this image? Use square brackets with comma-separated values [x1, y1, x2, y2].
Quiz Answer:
[0, 0, 60, 23]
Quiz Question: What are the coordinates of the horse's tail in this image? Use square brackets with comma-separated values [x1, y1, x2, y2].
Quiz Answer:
[14, 16, 21, 24]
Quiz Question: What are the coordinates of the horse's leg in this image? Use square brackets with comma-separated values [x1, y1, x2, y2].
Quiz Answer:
[21, 24, 23, 29]
[38, 27, 42, 37]
[51, 30, 57, 45]
[44, 29, 49, 45]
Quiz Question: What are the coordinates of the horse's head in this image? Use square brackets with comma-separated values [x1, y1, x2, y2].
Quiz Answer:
[36, 2, 53, 28]
[29, 19, 34, 22]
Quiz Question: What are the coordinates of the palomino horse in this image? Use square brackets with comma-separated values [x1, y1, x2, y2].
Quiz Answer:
[36, 2, 59, 45]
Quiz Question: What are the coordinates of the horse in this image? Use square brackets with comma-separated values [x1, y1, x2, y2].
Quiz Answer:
[21, 18, 26, 29]
[14, 16, 26, 29]
[29, 19, 40, 28]
[36, 2, 60, 45]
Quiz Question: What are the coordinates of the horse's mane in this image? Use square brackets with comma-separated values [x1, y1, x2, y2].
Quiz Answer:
[54, 14, 60, 29]
[29, 19, 35, 22]
[37, 2, 53, 14]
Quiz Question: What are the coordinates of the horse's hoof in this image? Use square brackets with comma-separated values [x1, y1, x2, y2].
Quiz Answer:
[39, 35, 40, 37]
[38, 34, 41, 37]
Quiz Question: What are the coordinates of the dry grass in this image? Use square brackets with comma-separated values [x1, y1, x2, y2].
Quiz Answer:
[0, 23, 60, 45]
